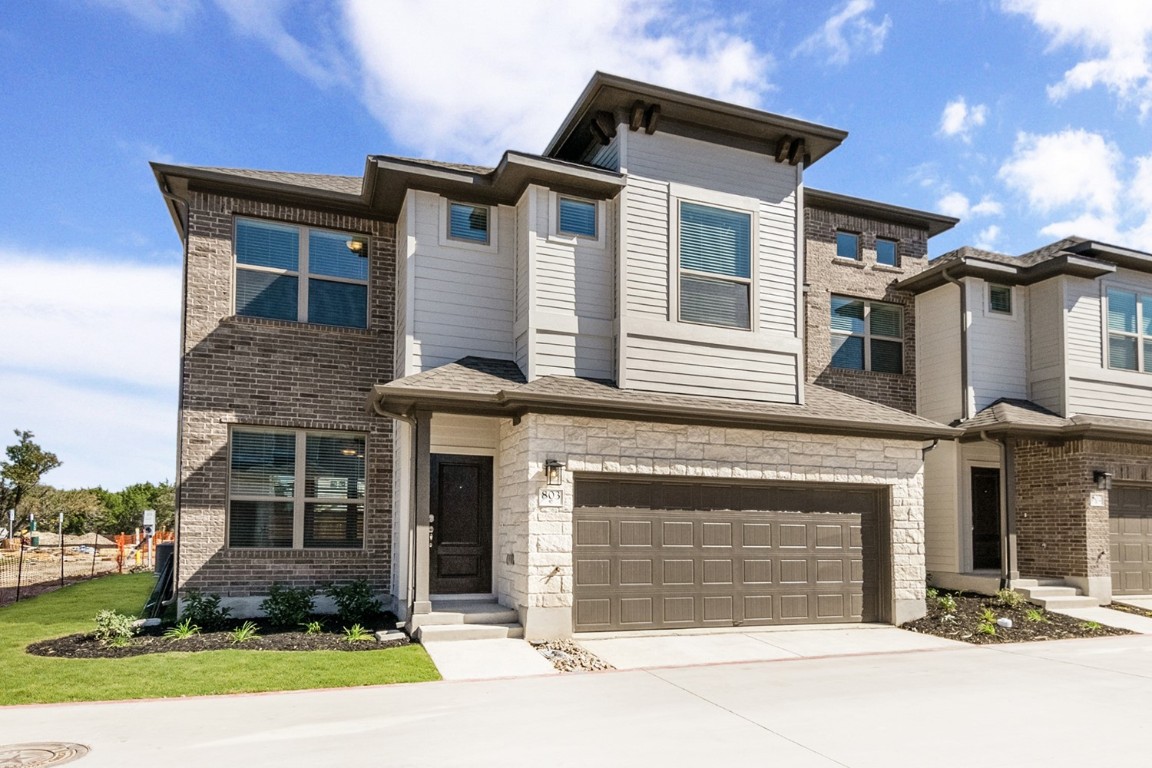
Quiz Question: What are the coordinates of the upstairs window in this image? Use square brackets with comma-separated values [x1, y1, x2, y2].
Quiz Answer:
[447, 202, 490, 244]
[229, 429, 366, 549]
[234, 219, 368, 328]
[1107, 288, 1152, 372]
[836, 231, 860, 260]
[558, 197, 597, 237]
[876, 238, 898, 267]
[988, 284, 1013, 315]
[830, 296, 903, 374]
[678, 201, 752, 330]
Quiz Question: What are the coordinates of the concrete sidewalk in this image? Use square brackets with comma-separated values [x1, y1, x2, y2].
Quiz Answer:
[1053, 601, 1152, 633]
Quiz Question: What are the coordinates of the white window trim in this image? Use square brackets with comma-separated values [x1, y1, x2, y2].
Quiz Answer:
[232, 217, 369, 327]
[830, 295, 904, 373]
[438, 198, 499, 253]
[548, 191, 605, 249]
[668, 182, 759, 332]
[226, 426, 367, 550]
[985, 283, 1015, 317]
[1104, 284, 1152, 374]
[835, 230, 861, 261]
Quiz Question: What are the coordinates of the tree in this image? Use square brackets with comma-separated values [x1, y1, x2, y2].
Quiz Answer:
[20, 486, 105, 534]
[96, 481, 175, 534]
[0, 430, 61, 522]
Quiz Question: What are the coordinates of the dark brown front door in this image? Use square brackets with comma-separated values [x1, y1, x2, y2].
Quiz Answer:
[971, 467, 1002, 571]
[430, 454, 492, 594]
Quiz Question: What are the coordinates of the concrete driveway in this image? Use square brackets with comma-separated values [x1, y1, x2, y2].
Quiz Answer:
[8, 633, 1152, 767]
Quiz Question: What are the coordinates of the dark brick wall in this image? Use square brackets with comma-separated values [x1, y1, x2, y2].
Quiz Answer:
[804, 206, 930, 413]
[177, 191, 395, 598]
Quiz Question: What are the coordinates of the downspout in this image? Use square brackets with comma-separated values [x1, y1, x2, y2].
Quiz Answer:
[371, 396, 419, 617]
[940, 267, 970, 421]
[979, 431, 1018, 588]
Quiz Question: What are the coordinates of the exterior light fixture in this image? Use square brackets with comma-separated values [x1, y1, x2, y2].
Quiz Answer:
[1093, 470, 1113, 491]
[346, 239, 365, 255]
[544, 459, 565, 486]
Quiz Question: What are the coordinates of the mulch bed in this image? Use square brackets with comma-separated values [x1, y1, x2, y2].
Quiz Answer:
[901, 590, 1132, 644]
[27, 616, 410, 659]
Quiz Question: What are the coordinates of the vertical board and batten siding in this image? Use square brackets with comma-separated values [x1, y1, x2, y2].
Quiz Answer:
[965, 279, 1028, 413]
[1064, 271, 1152, 417]
[916, 285, 962, 424]
[409, 190, 515, 371]
[923, 440, 960, 574]
[1027, 278, 1065, 414]
[617, 130, 801, 403]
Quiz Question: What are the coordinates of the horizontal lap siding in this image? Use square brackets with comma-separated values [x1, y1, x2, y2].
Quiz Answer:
[1028, 278, 1064, 414]
[916, 286, 962, 424]
[626, 335, 797, 401]
[967, 279, 1027, 412]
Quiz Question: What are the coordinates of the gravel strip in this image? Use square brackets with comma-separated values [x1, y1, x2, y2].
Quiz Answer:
[533, 640, 614, 672]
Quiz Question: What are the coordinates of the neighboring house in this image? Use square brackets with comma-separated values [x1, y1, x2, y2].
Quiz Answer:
[900, 239, 1152, 603]
[153, 73, 959, 640]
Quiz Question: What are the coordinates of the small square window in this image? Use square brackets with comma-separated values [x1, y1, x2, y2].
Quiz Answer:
[876, 238, 898, 267]
[558, 197, 597, 237]
[836, 231, 860, 260]
[989, 285, 1012, 314]
[447, 202, 490, 244]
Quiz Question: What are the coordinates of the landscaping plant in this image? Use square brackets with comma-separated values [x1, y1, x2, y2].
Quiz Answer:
[302, 620, 324, 635]
[164, 618, 200, 640]
[325, 580, 383, 626]
[93, 609, 138, 647]
[260, 583, 316, 628]
[995, 588, 1025, 608]
[182, 590, 232, 631]
[343, 624, 374, 643]
[229, 620, 260, 644]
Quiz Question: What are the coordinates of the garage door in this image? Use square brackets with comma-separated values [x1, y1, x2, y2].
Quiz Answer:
[572, 477, 883, 632]
[1110, 485, 1152, 595]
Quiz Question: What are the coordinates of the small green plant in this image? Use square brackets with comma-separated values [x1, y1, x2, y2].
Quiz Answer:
[93, 610, 139, 647]
[1079, 620, 1103, 632]
[979, 607, 997, 623]
[164, 618, 201, 640]
[302, 620, 324, 635]
[926, 586, 939, 601]
[936, 593, 957, 613]
[1025, 608, 1049, 623]
[995, 588, 1025, 608]
[182, 590, 232, 631]
[976, 621, 998, 635]
[325, 580, 383, 626]
[260, 583, 316, 628]
[229, 620, 260, 644]
[343, 624, 374, 643]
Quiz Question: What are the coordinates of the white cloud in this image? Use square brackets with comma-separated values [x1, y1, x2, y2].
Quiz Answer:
[975, 225, 1002, 250]
[998, 129, 1122, 215]
[938, 97, 988, 141]
[793, 0, 891, 66]
[1003, 0, 1152, 115]
[936, 191, 1003, 219]
[339, 0, 773, 162]
[89, 0, 200, 31]
[214, 0, 352, 88]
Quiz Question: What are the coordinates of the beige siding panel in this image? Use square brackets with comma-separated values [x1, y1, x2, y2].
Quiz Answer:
[626, 131, 795, 201]
[587, 135, 620, 171]
[1028, 279, 1065, 414]
[924, 440, 959, 574]
[1068, 377, 1152, 419]
[395, 196, 410, 379]
[967, 279, 1028, 412]
[625, 335, 797, 402]
[515, 193, 529, 325]
[410, 192, 515, 371]
[533, 191, 614, 320]
[916, 285, 962, 424]
[535, 331, 614, 379]
[1064, 277, 1102, 370]
[622, 175, 670, 318]
[430, 414, 500, 454]
[515, 332, 528, 373]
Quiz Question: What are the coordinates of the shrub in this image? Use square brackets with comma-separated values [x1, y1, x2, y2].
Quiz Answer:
[260, 583, 316, 628]
[302, 620, 324, 635]
[995, 588, 1024, 608]
[182, 590, 232, 631]
[229, 620, 260, 644]
[94, 610, 138, 647]
[325, 580, 383, 626]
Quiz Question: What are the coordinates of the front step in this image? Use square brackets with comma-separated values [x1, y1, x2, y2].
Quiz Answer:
[407, 599, 524, 642]
[1012, 579, 1101, 609]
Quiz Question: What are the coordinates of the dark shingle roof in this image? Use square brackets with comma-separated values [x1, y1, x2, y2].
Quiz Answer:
[372, 156, 495, 175]
[959, 398, 1152, 438]
[187, 166, 363, 195]
[960, 399, 1068, 431]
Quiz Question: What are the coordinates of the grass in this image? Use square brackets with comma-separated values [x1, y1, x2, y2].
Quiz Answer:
[0, 573, 440, 706]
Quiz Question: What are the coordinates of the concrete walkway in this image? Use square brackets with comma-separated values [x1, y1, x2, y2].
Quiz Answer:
[422, 638, 558, 680]
[1053, 602, 1152, 634]
[9, 634, 1152, 767]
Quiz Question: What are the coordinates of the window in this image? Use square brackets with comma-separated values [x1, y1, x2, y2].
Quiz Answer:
[988, 284, 1013, 315]
[876, 238, 898, 267]
[558, 197, 597, 237]
[1107, 288, 1152, 372]
[447, 202, 490, 244]
[229, 429, 365, 549]
[836, 231, 860, 260]
[830, 296, 903, 373]
[678, 200, 752, 329]
[234, 219, 368, 328]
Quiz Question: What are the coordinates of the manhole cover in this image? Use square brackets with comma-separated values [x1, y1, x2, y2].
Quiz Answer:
[0, 743, 90, 767]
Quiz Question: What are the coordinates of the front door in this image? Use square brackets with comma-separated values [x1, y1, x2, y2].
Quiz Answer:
[430, 454, 492, 594]
[971, 467, 1002, 571]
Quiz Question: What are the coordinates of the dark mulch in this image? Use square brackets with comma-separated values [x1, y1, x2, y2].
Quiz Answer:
[901, 589, 1132, 644]
[27, 616, 409, 659]
[1104, 602, 1152, 619]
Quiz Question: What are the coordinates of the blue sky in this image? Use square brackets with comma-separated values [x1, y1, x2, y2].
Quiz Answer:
[2, 0, 1151, 490]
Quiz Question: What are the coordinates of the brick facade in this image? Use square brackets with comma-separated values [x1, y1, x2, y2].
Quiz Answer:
[804, 205, 930, 413]
[177, 191, 395, 602]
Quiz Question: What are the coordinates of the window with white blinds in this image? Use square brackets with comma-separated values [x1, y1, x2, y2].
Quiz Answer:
[678, 200, 752, 329]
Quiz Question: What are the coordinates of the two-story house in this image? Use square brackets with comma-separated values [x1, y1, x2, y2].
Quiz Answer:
[154, 73, 958, 641]
[900, 239, 1152, 604]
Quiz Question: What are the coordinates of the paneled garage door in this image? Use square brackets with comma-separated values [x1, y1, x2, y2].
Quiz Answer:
[1110, 485, 1152, 595]
[572, 477, 883, 632]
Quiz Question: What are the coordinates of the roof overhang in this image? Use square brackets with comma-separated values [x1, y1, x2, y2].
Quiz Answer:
[545, 72, 848, 167]
[958, 418, 1152, 444]
[1067, 240, 1152, 272]
[365, 152, 625, 220]
[897, 253, 1116, 294]
[805, 188, 958, 237]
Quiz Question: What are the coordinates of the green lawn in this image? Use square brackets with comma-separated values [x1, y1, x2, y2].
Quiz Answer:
[0, 574, 440, 705]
